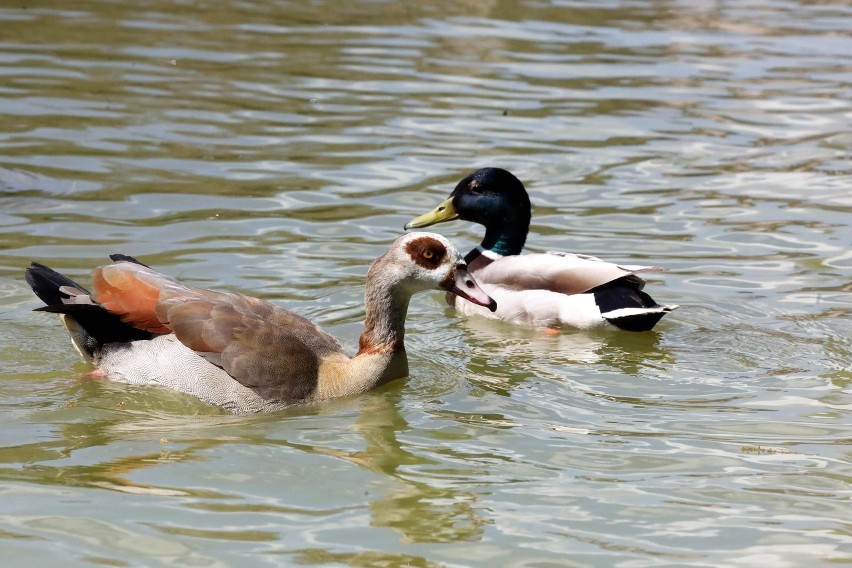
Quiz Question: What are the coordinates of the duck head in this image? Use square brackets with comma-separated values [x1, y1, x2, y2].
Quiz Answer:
[405, 168, 531, 257]
[379, 232, 497, 312]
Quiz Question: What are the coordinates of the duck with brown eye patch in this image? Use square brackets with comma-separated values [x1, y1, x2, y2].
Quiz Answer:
[24, 232, 496, 413]
[405, 235, 447, 269]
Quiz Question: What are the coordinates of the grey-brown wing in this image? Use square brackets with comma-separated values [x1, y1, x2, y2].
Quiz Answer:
[163, 293, 347, 404]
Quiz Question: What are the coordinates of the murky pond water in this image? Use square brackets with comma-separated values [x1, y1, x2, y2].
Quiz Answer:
[1, 0, 850, 566]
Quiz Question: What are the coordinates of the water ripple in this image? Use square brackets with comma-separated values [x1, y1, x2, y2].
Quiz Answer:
[1, 0, 851, 566]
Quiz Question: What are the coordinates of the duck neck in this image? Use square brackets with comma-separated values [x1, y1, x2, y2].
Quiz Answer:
[356, 267, 411, 382]
[479, 214, 529, 257]
[464, 246, 503, 271]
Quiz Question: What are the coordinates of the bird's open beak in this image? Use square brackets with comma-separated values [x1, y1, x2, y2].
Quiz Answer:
[404, 197, 458, 229]
[443, 264, 497, 312]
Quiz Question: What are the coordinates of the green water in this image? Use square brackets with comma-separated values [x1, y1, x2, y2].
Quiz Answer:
[1, 1, 850, 566]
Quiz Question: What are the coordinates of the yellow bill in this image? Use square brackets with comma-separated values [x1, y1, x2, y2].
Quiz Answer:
[404, 197, 458, 229]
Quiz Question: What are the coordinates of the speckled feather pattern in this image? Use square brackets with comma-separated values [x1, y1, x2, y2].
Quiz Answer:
[96, 335, 292, 413]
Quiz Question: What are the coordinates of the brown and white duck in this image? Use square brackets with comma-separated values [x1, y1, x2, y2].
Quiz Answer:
[405, 168, 677, 331]
[25, 232, 496, 413]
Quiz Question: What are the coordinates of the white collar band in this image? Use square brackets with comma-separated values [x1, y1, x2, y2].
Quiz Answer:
[477, 246, 504, 260]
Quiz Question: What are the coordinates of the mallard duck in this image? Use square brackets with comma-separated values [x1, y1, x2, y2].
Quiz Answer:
[405, 168, 677, 331]
[25, 233, 497, 413]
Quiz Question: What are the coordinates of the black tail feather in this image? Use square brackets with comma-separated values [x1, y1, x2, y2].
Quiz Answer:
[593, 286, 660, 314]
[605, 309, 668, 332]
[25, 262, 155, 356]
[109, 254, 151, 268]
[25, 262, 90, 307]
[592, 278, 673, 332]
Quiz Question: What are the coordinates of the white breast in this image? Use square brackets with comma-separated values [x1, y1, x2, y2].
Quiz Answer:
[450, 284, 606, 329]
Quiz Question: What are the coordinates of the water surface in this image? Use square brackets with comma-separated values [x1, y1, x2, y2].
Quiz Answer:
[1, 1, 851, 566]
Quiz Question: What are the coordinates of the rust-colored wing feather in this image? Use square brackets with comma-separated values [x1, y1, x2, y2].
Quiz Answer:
[92, 262, 181, 334]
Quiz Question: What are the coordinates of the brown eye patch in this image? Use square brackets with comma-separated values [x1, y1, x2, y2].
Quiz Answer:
[405, 236, 446, 269]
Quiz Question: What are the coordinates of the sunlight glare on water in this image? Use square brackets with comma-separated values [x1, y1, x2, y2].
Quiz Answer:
[1, 0, 850, 566]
